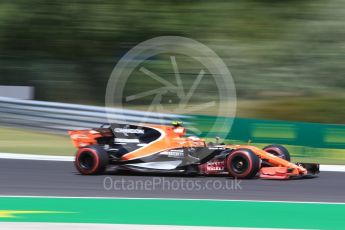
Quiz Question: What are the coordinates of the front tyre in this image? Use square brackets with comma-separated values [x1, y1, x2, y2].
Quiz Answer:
[226, 148, 260, 179]
[263, 144, 291, 162]
[75, 145, 108, 175]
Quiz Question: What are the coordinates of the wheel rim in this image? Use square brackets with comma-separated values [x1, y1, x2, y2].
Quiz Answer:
[231, 155, 249, 174]
[79, 152, 95, 170]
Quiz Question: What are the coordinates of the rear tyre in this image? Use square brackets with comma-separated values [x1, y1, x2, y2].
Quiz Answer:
[75, 145, 108, 175]
[226, 148, 260, 179]
[263, 145, 291, 162]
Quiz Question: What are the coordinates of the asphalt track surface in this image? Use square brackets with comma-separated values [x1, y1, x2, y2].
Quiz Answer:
[0, 159, 344, 203]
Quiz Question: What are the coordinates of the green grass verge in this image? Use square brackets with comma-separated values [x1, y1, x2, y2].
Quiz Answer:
[0, 126, 344, 164]
[0, 126, 75, 156]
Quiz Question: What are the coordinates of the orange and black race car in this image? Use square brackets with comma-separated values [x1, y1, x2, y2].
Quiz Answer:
[68, 122, 319, 179]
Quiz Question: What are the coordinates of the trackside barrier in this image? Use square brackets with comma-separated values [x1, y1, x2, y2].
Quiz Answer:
[0, 97, 185, 132]
[0, 97, 344, 149]
[185, 115, 345, 149]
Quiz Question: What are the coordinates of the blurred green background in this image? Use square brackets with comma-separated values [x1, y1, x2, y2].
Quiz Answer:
[0, 0, 344, 124]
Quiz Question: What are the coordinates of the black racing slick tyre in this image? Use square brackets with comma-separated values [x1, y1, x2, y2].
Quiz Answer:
[263, 144, 291, 162]
[75, 145, 108, 175]
[226, 148, 260, 179]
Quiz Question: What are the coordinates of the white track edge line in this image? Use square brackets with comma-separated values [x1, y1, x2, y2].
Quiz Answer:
[0, 153, 74, 161]
[320, 165, 345, 172]
[0, 195, 344, 205]
[0, 153, 345, 172]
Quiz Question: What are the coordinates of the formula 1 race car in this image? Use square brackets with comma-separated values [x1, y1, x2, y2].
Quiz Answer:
[68, 122, 319, 179]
